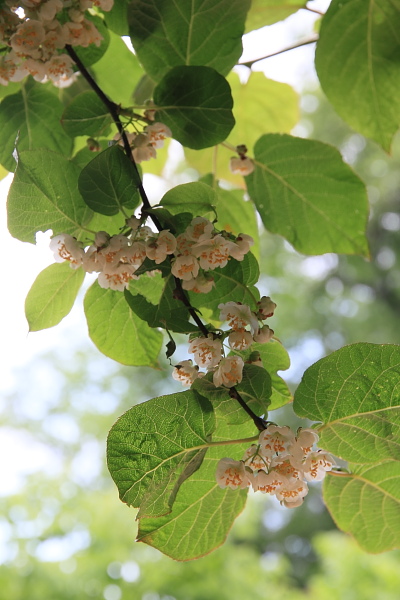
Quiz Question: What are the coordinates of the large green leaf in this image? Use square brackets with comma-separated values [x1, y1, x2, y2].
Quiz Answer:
[315, 0, 400, 152]
[185, 73, 298, 185]
[107, 390, 215, 518]
[128, 0, 250, 81]
[246, 0, 306, 30]
[154, 66, 235, 150]
[294, 343, 400, 464]
[323, 462, 400, 553]
[104, 0, 130, 35]
[61, 91, 112, 138]
[78, 145, 140, 216]
[246, 134, 369, 256]
[136, 412, 256, 560]
[189, 252, 260, 318]
[25, 263, 85, 332]
[91, 31, 143, 106]
[7, 150, 91, 243]
[160, 182, 216, 219]
[0, 82, 72, 171]
[84, 281, 163, 367]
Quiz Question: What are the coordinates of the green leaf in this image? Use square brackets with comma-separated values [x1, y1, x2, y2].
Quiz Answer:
[323, 461, 400, 553]
[185, 73, 299, 184]
[0, 82, 72, 171]
[91, 31, 143, 106]
[61, 91, 112, 138]
[7, 150, 91, 243]
[136, 412, 255, 560]
[154, 66, 235, 150]
[107, 390, 215, 518]
[294, 343, 400, 464]
[78, 145, 140, 216]
[160, 182, 216, 219]
[128, 0, 250, 81]
[25, 263, 85, 332]
[85, 210, 127, 237]
[189, 252, 260, 318]
[246, 134, 369, 256]
[84, 281, 163, 367]
[315, 0, 400, 152]
[104, 0, 130, 35]
[246, 0, 306, 30]
[125, 275, 199, 334]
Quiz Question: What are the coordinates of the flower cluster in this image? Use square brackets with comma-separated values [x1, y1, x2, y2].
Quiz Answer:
[216, 425, 336, 508]
[0, 1, 113, 86]
[113, 122, 172, 164]
[172, 297, 276, 389]
[50, 216, 255, 294]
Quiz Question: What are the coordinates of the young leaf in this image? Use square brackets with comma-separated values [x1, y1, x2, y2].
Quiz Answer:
[323, 461, 400, 553]
[245, 0, 306, 30]
[78, 145, 140, 216]
[128, 0, 250, 81]
[294, 343, 400, 464]
[0, 82, 72, 171]
[84, 281, 163, 367]
[107, 390, 215, 519]
[61, 91, 112, 138]
[136, 413, 256, 560]
[315, 0, 400, 152]
[154, 66, 235, 149]
[246, 134, 369, 257]
[25, 263, 85, 332]
[160, 182, 217, 219]
[7, 150, 91, 243]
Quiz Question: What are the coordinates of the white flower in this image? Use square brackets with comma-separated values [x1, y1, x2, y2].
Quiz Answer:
[182, 273, 215, 294]
[97, 263, 137, 291]
[257, 296, 276, 319]
[145, 230, 176, 264]
[229, 156, 254, 176]
[242, 445, 268, 472]
[144, 122, 171, 149]
[216, 458, 249, 490]
[10, 20, 45, 58]
[253, 325, 274, 344]
[213, 356, 244, 388]
[171, 254, 199, 281]
[229, 233, 254, 261]
[185, 217, 214, 242]
[94, 231, 110, 247]
[125, 241, 147, 268]
[45, 54, 75, 84]
[218, 301, 258, 333]
[251, 469, 288, 494]
[193, 234, 235, 270]
[50, 234, 84, 268]
[97, 234, 129, 269]
[258, 425, 295, 458]
[228, 330, 254, 351]
[172, 360, 200, 386]
[303, 451, 335, 482]
[175, 232, 196, 256]
[275, 479, 309, 508]
[290, 428, 320, 464]
[188, 335, 222, 369]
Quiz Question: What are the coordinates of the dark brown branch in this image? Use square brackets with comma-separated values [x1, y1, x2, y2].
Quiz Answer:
[229, 388, 267, 431]
[239, 35, 318, 68]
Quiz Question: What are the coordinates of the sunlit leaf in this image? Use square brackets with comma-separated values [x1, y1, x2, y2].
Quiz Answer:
[25, 263, 85, 332]
[160, 182, 216, 219]
[246, 0, 306, 30]
[315, 0, 400, 151]
[84, 281, 163, 367]
[246, 134, 369, 256]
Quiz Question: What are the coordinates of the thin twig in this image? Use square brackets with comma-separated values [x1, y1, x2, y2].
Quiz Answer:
[229, 388, 267, 431]
[304, 5, 325, 16]
[239, 35, 319, 68]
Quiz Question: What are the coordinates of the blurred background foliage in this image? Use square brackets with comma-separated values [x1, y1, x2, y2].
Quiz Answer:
[2, 27, 400, 600]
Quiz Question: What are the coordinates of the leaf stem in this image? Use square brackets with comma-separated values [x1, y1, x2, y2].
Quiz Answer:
[229, 387, 267, 431]
[239, 35, 319, 68]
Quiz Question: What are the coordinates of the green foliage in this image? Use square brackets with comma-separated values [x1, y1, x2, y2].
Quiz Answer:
[84, 282, 163, 367]
[160, 181, 216, 219]
[78, 145, 140, 215]
[316, 0, 400, 152]
[7, 150, 91, 243]
[128, 0, 250, 81]
[246, 0, 306, 30]
[154, 66, 235, 149]
[246, 134, 370, 256]
[25, 263, 85, 331]
[0, 81, 72, 171]
[294, 343, 400, 550]
[61, 91, 113, 137]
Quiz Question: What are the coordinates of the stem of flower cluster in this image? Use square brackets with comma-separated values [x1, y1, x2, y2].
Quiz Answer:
[67, 45, 266, 434]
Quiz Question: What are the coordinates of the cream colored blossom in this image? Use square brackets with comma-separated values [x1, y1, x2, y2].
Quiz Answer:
[251, 469, 288, 495]
[258, 425, 295, 458]
[144, 122, 171, 149]
[275, 479, 309, 508]
[182, 273, 215, 294]
[216, 458, 249, 490]
[185, 217, 214, 242]
[172, 360, 200, 386]
[50, 234, 84, 268]
[257, 296, 276, 319]
[218, 301, 258, 333]
[193, 234, 235, 270]
[229, 156, 254, 176]
[253, 325, 274, 344]
[242, 445, 268, 472]
[98, 262, 137, 291]
[213, 356, 244, 388]
[228, 329, 254, 351]
[303, 451, 335, 482]
[188, 335, 222, 369]
[229, 233, 254, 261]
[171, 254, 199, 281]
[145, 230, 176, 264]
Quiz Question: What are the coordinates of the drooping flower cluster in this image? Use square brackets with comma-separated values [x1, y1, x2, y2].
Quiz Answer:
[50, 216, 255, 295]
[113, 122, 172, 164]
[172, 297, 276, 389]
[0, 1, 114, 86]
[216, 425, 336, 508]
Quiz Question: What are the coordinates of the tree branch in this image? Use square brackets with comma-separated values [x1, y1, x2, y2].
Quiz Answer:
[229, 388, 267, 431]
[239, 35, 319, 68]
